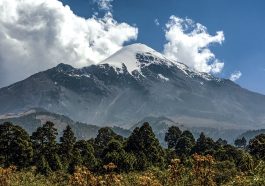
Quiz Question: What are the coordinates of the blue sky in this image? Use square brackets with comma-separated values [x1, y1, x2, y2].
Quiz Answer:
[0, 0, 264, 95]
[60, 0, 265, 94]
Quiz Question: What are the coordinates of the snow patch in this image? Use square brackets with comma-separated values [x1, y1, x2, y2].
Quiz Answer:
[158, 74, 169, 81]
[0, 109, 37, 119]
[100, 43, 171, 74]
[67, 73, 91, 78]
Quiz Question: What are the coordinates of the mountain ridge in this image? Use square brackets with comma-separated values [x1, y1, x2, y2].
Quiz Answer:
[0, 43, 264, 130]
[0, 108, 132, 140]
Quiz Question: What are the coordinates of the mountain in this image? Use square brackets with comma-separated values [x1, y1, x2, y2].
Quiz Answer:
[130, 116, 245, 144]
[0, 109, 131, 140]
[237, 129, 265, 142]
[0, 43, 265, 132]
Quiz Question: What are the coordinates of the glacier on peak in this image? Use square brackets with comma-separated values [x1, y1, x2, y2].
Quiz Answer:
[100, 43, 218, 81]
[100, 43, 172, 74]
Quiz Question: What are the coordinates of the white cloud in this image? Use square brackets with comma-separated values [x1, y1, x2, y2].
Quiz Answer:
[230, 71, 242, 81]
[163, 16, 225, 74]
[154, 18, 160, 26]
[0, 0, 138, 87]
[94, 0, 113, 11]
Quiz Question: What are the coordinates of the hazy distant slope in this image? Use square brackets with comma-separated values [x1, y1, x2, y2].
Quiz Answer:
[0, 109, 131, 140]
[238, 129, 265, 142]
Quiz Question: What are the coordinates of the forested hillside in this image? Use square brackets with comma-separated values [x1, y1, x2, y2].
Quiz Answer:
[0, 121, 264, 186]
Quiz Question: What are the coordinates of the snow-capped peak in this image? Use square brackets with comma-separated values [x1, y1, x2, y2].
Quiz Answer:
[99, 43, 218, 81]
[100, 43, 170, 74]
[54, 43, 218, 82]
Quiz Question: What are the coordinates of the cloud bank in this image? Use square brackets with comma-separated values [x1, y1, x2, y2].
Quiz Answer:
[230, 71, 242, 81]
[0, 0, 138, 87]
[163, 16, 225, 74]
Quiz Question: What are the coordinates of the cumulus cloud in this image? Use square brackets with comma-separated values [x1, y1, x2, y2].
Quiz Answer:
[94, 0, 113, 11]
[163, 16, 225, 74]
[230, 71, 242, 81]
[0, 0, 138, 87]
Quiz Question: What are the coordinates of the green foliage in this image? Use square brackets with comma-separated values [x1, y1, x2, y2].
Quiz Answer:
[193, 132, 217, 155]
[31, 121, 58, 155]
[214, 160, 237, 185]
[31, 121, 62, 173]
[1, 120, 265, 185]
[181, 130, 195, 143]
[4, 167, 69, 186]
[73, 140, 97, 171]
[102, 139, 136, 172]
[216, 138, 228, 146]
[175, 130, 195, 159]
[248, 133, 265, 160]
[125, 122, 165, 170]
[37, 155, 52, 175]
[59, 125, 76, 170]
[236, 150, 254, 172]
[234, 137, 247, 148]
[94, 127, 124, 158]
[222, 144, 254, 172]
[238, 129, 265, 143]
[0, 122, 33, 168]
[165, 126, 182, 149]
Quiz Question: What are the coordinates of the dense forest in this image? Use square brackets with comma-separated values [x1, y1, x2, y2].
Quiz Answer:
[0, 121, 265, 186]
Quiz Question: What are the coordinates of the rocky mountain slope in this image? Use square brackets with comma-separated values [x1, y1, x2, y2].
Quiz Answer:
[0, 43, 264, 130]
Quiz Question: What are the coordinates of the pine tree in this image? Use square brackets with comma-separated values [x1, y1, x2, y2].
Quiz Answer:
[94, 127, 124, 158]
[175, 130, 195, 159]
[193, 132, 216, 155]
[181, 130, 195, 142]
[0, 122, 33, 168]
[248, 134, 265, 160]
[126, 122, 164, 170]
[73, 140, 97, 170]
[37, 155, 52, 175]
[102, 139, 136, 172]
[165, 126, 182, 149]
[216, 138, 228, 146]
[59, 125, 76, 169]
[234, 137, 247, 148]
[31, 121, 62, 173]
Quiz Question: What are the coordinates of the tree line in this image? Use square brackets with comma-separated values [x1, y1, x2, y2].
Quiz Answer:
[0, 121, 264, 178]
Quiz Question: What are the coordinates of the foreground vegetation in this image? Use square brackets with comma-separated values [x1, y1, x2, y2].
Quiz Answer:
[0, 121, 265, 185]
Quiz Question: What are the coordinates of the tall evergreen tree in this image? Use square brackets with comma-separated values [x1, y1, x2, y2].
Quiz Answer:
[193, 132, 216, 155]
[102, 139, 136, 172]
[0, 122, 33, 168]
[73, 140, 97, 170]
[31, 121, 62, 173]
[59, 125, 76, 168]
[175, 130, 195, 159]
[234, 137, 247, 148]
[248, 134, 265, 160]
[94, 127, 123, 157]
[216, 138, 228, 146]
[165, 126, 182, 149]
[126, 122, 164, 170]
[181, 130, 195, 142]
